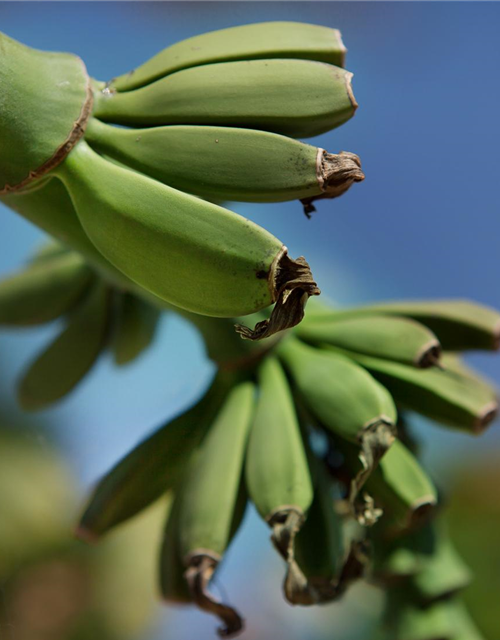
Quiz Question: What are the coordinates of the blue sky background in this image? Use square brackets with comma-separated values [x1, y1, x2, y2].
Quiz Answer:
[1, 3, 499, 639]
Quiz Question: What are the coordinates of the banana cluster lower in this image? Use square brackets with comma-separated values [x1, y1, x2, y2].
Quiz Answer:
[44, 261, 495, 636]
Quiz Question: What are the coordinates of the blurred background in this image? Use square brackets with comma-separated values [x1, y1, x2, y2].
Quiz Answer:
[0, 2, 499, 639]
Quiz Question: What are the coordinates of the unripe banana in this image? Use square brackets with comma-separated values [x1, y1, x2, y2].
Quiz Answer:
[341, 438, 437, 531]
[291, 464, 345, 605]
[0, 251, 93, 326]
[112, 292, 161, 366]
[411, 525, 471, 604]
[278, 337, 397, 513]
[245, 357, 314, 604]
[55, 140, 319, 339]
[17, 281, 110, 411]
[110, 22, 347, 91]
[336, 350, 499, 434]
[448, 600, 485, 640]
[319, 299, 500, 351]
[29, 239, 69, 265]
[94, 59, 357, 138]
[177, 381, 255, 637]
[387, 597, 456, 640]
[297, 315, 441, 368]
[86, 119, 364, 206]
[77, 372, 232, 541]
[159, 492, 192, 605]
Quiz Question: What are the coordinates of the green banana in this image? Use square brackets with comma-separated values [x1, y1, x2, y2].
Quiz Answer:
[411, 525, 471, 604]
[314, 300, 500, 351]
[245, 357, 314, 604]
[448, 600, 485, 640]
[55, 140, 320, 339]
[0, 250, 94, 326]
[373, 520, 468, 593]
[112, 292, 161, 366]
[86, 119, 364, 205]
[333, 349, 499, 434]
[77, 372, 232, 541]
[110, 22, 347, 91]
[17, 281, 110, 411]
[387, 598, 456, 640]
[291, 464, 345, 604]
[159, 492, 192, 605]
[297, 315, 441, 368]
[177, 381, 255, 636]
[94, 59, 356, 138]
[278, 337, 397, 514]
[29, 239, 69, 265]
[342, 438, 437, 531]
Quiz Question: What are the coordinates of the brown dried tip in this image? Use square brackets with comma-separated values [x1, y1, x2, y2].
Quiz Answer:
[267, 508, 315, 605]
[415, 340, 442, 368]
[474, 401, 499, 434]
[235, 248, 320, 341]
[185, 554, 243, 637]
[300, 150, 365, 218]
[350, 419, 397, 526]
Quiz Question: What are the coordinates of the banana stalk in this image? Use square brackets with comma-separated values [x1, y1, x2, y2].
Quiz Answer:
[86, 119, 364, 207]
[110, 22, 347, 91]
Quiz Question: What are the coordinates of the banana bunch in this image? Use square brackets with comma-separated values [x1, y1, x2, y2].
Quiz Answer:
[371, 515, 483, 640]
[0, 241, 161, 410]
[0, 22, 365, 339]
[73, 291, 499, 635]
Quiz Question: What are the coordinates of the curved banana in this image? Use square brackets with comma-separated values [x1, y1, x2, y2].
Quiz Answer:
[77, 372, 232, 541]
[297, 315, 441, 368]
[86, 119, 364, 206]
[291, 464, 345, 604]
[110, 22, 347, 91]
[55, 140, 320, 338]
[338, 350, 499, 434]
[177, 381, 255, 637]
[112, 292, 161, 365]
[278, 337, 397, 515]
[0, 250, 93, 326]
[320, 299, 500, 351]
[245, 357, 313, 603]
[159, 492, 192, 605]
[17, 281, 110, 411]
[94, 59, 357, 138]
[410, 525, 471, 604]
[387, 597, 456, 640]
